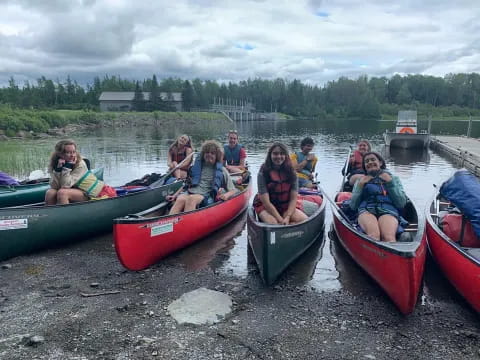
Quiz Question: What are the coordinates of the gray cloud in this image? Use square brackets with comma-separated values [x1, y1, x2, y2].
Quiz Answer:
[0, 0, 479, 87]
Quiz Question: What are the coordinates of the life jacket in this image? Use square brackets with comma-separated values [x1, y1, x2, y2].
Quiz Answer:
[190, 157, 224, 198]
[350, 150, 363, 172]
[170, 146, 190, 163]
[74, 170, 105, 197]
[266, 169, 292, 213]
[295, 151, 316, 179]
[358, 175, 399, 216]
[223, 144, 243, 166]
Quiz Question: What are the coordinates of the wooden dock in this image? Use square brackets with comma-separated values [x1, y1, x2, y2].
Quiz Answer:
[430, 136, 480, 176]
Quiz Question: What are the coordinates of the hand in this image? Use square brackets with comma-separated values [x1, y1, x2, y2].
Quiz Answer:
[218, 193, 230, 201]
[359, 175, 373, 186]
[166, 194, 176, 202]
[57, 158, 65, 168]
[306, 154, 315, 161]
[281, 215, 291, 225]
[378, 172, 392, 183]
[169, 161, 178, 169]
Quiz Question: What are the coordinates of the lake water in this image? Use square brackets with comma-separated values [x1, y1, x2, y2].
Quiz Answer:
[0, 119, 466, 306]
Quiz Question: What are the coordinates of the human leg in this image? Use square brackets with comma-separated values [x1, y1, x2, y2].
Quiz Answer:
[289, 208, 308, 224]
[169, 193, 188, 214]
[258, 210, 280, 224]
[183, 194, 205, 212]
[56, 188, 88, 205]
[358, 211, 380, 240]
[45, 188, 58, 205]
[378, 214, 399, 242]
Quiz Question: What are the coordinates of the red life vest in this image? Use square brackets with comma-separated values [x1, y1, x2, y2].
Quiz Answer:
[170, 147, 188, 163]
[266, 170, 292, 213]
[350, 150, 363, 171]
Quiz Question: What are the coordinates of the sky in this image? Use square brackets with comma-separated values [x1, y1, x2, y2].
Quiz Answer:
[0, 0, 479, 88]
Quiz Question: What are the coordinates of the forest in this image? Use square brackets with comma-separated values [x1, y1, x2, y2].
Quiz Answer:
[1, 72, 480, 121]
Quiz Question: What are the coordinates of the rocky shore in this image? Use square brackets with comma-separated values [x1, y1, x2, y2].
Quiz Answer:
[1, 224, 479, 360]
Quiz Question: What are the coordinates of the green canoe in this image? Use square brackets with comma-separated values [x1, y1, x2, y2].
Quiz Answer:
[0, 179, 183, 262]
[247, 194, 326, 285]
[0, 168, 104, 208]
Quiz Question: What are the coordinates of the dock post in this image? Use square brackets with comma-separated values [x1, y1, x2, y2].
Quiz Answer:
[427, 114, 432, 134]
[467, 116, 472, 137]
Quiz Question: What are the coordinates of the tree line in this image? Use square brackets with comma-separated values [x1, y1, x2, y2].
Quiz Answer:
[1, 72, 480, 119]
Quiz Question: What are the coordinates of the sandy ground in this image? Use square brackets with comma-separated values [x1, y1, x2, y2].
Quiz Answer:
[1, 220, 480, 360]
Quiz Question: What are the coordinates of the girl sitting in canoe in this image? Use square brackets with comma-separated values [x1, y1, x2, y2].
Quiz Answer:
[349, 151, 406, 242]
[167, 134, 194, 180]
[168, 140, 237, 214]
[343, 139, 371, 186]
[45, 139, 116, 205]
[253, 142, 308, 225]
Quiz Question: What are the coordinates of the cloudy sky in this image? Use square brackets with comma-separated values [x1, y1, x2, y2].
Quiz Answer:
[1, 0, 479, 87]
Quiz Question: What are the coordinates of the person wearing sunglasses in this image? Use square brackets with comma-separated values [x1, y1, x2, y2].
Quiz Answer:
[223, 130, 247, 174]
[349, 151, 406, 242]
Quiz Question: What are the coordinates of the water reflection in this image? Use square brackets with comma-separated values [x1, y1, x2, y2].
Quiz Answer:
[382, 146, 430, 165]
[175, 211, 247, 271]
[0, 118, 469, 309]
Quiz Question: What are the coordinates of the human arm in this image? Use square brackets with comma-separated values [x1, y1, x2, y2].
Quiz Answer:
[349, 175, 372, 211]
[381, 173, 407, 209]
[167, 151, 177, 169]
[57, 160, 89, 188]
[257, 170, 284, 223]
[166, 185, 185, 202]
[179, 148, 193, 171]
[218, 169, 238, 200]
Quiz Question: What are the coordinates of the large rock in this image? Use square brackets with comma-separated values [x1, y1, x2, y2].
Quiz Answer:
[167, 287, 232, 325]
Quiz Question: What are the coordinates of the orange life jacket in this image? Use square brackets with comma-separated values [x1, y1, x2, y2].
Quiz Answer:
[266, 170, 292, 213]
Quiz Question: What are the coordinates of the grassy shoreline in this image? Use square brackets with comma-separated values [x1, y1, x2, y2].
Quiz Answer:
[1, 106, 479, 139]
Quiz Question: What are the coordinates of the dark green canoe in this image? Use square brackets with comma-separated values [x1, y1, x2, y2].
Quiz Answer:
[0, 179, 183, 262]
[247, 194, 326, 285]
[0, 168, 104, 208]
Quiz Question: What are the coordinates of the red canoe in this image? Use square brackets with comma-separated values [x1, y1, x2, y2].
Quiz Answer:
[425, 193, 480, 312]
[331, 189, 427, 315]
[113, 181, 252, 270]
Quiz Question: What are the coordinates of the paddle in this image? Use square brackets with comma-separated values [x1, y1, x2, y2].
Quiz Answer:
[151, 151, 196, 187]
[341, 146, 353, 191]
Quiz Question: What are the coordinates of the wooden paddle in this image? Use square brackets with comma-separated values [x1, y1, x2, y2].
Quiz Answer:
[151, 151, 196, 187]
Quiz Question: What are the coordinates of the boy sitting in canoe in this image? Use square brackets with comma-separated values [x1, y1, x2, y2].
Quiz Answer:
[168, 140, 237, 214]
[290, 137, 317, 189]
[45, 139, 116, 205]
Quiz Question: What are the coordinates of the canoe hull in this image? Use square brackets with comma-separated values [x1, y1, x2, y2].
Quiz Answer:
[0, 168, 104, 207]
[247, 197, 326, 285]
[425, 196, 480, 312]
[0, 180, 183, 261]
[113, 183, 252, 270]
[332, 199, 426, 314]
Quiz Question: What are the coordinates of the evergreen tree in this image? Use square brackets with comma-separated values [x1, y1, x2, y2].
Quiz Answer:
[181, 80, 194, 111]
[132, 81, 145, 111]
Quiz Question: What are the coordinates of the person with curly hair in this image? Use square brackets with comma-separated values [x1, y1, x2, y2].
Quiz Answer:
[168, 140, 237, 214]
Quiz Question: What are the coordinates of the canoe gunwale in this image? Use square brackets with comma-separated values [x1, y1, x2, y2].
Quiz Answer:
[331, 202, 425, 258]
[113, 181, 252, 225]
[425, 192, 480, 266]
